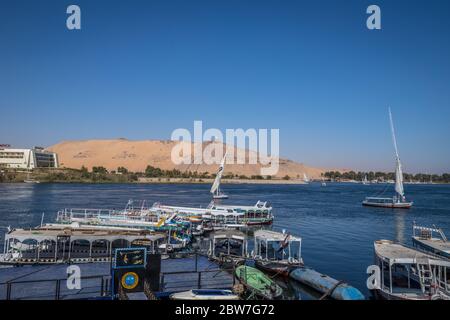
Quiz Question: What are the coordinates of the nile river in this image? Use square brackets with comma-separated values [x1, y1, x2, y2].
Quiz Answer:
[1, 182, 449, 297]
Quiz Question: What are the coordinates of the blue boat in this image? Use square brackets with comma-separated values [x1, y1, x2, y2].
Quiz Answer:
[289, 266, 365, 300]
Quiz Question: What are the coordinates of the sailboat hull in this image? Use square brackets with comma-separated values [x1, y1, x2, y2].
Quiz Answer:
[362, 200, 413, 209]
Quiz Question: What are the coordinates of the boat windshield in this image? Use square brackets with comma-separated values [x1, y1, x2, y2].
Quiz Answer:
[365, 197, 394, 204]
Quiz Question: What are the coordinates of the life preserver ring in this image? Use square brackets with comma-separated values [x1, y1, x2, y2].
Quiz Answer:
[166, 244, 173, 252]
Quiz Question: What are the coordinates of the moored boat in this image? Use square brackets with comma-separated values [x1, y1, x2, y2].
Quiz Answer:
[289, 266, 365, 300]
[372, 239, 450, 300]
[412, 223, 450, 258]
[253, 229, 303, 277]
[235, 265, 283, 299]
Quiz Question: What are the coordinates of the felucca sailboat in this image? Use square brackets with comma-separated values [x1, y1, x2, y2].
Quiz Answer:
[303, 173, 310, 184]
[211, 153, 228, 199]
[362, 108, 413, 209]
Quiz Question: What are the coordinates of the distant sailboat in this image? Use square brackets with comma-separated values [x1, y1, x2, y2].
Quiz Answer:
[321, 177, 327, 187]
[24, 170, 40, 184]
[362, 108, 413, 209]
[211, 153, 228, 200]
[303, 173, 310, 184]
[362, 175, 369, 185]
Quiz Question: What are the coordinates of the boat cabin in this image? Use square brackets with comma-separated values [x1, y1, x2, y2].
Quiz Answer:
[209, 230, 247, 258]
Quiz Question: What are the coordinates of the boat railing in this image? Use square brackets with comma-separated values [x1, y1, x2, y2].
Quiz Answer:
[413, 223, 448, 242]
[57, 207, 162, 223]
[1, 274, 111, 300]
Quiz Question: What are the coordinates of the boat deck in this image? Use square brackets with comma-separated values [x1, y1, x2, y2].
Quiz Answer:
[412, 237, 450, 256]
[374, 240, 438, 262]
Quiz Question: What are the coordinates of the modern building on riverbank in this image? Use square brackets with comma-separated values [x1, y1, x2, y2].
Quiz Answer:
[0, 146, 59, 169]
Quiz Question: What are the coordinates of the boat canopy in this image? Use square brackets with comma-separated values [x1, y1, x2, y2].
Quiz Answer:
[210, 230, 247, 241]
[374, 240, 450, 266]
[254, 230, 301, 242]
[5, 227, 165, 244]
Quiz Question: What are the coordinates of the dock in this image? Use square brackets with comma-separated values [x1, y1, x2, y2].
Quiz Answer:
[0, 254, 234, 300]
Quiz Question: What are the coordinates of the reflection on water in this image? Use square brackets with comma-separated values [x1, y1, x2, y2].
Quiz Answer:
[0, 182, 449, 297]
[394, 211, 405, 243]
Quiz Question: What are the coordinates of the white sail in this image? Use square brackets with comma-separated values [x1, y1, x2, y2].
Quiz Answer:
[210, 153, 226, 194]
[389, 108, 404, 197]
[303, 173, 309, 183]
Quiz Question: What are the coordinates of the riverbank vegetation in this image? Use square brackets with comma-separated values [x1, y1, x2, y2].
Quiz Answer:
[0, 166, 273, 183]
[323, 171, 450, 183]
[1, 166, 448, 184]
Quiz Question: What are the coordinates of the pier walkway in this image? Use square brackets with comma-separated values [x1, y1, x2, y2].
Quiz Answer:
[0, 254, 234, 300]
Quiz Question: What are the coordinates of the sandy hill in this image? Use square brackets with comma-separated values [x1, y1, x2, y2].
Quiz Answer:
[47, 139, 331, 179]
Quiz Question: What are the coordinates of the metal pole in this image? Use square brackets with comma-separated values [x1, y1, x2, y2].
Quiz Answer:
[6, 283, 11, 300]
[68, 241, 72, 261]
[89, 241, 93, 261]
[389, 264, 393, 293]
[54, 239, 58, 261]
[55, 279, 61, 300]
[37, 241, 40, 261]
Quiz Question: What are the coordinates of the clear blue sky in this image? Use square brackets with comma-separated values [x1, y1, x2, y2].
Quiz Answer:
[1, 0, 449, 173]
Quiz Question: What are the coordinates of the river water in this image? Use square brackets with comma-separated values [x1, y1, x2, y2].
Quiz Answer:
[0, 182, 449, 297]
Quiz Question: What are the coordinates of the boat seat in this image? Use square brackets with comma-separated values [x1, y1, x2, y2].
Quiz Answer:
[420, 230, 432, 239]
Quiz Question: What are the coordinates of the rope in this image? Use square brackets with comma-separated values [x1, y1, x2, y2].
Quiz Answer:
[319, 280, 345, 300]
[372, 183, 392, 197]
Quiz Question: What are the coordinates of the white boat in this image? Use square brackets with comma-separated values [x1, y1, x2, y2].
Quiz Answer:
[154, 201, 274, 228]
[170, 289, 239, 300]
[372, 240, 450, 300]
[24, 171, 40, 183]
[211, 154, 228, 199]
[362, 175, 369, 185]
[321, 177, 326, 187]
[412, 223, 450, 259]
[362, 108, 413, 209]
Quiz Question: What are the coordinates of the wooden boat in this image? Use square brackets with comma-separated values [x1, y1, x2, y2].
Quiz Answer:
[362, 109, 413, 209]
[170, 289, 239, 300]
[255, 260, 296, 277]
[253, 230, 303, 277]
[235, 265, 283, 299]
[412, 223, 450, 258]
[372, 240, 450, 300]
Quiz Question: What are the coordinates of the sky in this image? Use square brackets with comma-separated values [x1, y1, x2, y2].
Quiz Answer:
[0, 0, 449, 173]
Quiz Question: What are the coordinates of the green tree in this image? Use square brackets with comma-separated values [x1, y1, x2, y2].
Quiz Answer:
[92, 166, 108, 174]
[117, 166, 128, 174]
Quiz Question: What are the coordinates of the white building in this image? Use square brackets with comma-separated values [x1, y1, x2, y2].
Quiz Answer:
[0, 146, 59, 169]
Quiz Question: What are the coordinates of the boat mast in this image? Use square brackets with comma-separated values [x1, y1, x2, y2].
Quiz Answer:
[389, 108, 405, 201]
